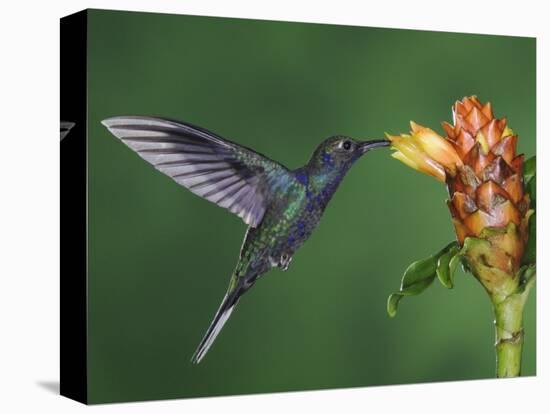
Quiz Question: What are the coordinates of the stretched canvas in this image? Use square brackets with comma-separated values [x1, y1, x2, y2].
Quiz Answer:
[60, 9, 536, 404]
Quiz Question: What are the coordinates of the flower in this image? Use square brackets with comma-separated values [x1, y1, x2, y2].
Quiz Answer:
[388, 96, 531, 260]
[385, 96, 536, 379]
[386, 122, 463, 182]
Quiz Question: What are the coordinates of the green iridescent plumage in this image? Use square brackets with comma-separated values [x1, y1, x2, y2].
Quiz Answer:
[102, 116, 388, 363]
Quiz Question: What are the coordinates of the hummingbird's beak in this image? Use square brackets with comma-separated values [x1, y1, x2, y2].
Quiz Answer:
[359, 139, 391, 154]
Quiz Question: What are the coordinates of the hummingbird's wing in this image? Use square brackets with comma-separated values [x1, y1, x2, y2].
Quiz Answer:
[102, 116, 292, 227]
[60, 121, 75, 140]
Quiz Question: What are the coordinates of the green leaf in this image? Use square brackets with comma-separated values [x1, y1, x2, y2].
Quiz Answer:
[462, 236, 491, 255]
[523, 156, 536, 183]
[400, 256, 438, 292]
[516, 264, 536, 305]
[387, 242, 457, 317]
[436, 246, 460, 289]
[522, 213, 536, 266]
[518, 264, 536, 288]
[387, 294, 402, 318]
[449, 252, 462, 284]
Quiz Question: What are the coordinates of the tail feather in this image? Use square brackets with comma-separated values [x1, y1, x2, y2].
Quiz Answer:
[191, 289, 241, 364]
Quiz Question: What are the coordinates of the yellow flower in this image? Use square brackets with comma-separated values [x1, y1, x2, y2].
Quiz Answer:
[386, 121, 462, 182]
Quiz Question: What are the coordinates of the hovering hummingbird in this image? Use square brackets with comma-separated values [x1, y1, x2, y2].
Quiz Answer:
[102, 116, 389, 363]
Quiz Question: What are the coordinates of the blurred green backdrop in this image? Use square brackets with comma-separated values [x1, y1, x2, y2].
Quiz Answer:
[86, 9, 536, 403]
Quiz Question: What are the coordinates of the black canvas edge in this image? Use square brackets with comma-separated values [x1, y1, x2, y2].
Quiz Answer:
[60, 9, 88, 405]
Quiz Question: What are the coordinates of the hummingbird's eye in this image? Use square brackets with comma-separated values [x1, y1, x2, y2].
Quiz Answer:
[333, 138, 354, 153]
[341, 140, 352, 151]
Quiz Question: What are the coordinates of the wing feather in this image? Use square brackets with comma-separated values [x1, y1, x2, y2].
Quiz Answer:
[102, 116, 290, 227]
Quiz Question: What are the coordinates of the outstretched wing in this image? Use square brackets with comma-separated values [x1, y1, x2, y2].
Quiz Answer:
[102, 116, 290, 227]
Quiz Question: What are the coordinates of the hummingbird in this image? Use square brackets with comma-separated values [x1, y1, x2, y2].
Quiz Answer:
[102, 116, 389, 363]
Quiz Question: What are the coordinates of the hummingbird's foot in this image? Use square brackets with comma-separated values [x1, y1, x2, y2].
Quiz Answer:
[279, 253, 292, 271]
[269, 253, 293, 271]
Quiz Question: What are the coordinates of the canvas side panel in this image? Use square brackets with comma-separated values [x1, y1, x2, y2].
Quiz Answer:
[60, 9, 88, 405]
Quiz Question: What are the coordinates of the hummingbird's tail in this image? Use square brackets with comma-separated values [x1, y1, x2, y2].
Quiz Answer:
[191, 281, 245, 364]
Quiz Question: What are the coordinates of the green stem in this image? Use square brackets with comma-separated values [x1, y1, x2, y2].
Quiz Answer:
[490, 270, 535, 378]
[492, 294, 524, 377]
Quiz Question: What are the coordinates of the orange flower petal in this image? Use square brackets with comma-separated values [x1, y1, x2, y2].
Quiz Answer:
[490, 200, 522, 227]
[452, 218, 473, 244]
[454, 100, 469, 118]
[447, 199, 459, 218]
[391, 150, 418, 169]
[388, 133, 447, 182]
[517, 194, 531, 216]
[411, 126, 462, 172]
[468, 96, 483, 109]
[483, 223, 523, 266]
[502, 173, 524, 204]
[475, 131, 490, 154]
[482, 156, 514, 185]
[455, 114, 477, 136]
[457, 165, 482, 196]
[422, 158, 447, 182]
[465, 106, 490, 131]
[447, 173, 466, 196]
[491, 135, 517, 164]
[463, 200, 520, 235]
[409, 120, 423, 133]
[458, 96, 483, 116]
[454, 128, 475, 157]
[462, 99, 476, 113]
[385, 132, 402, 144]
[463, 143, 496, 176]
[475, 180, 510, 212]
[451, 192, 477, 219]
[463, 209, 497, 236]
[501, 125, 514, 138]
[442, 121, 456, 139]
[498, 117, 508, 132]
[481, 102, 493, 119]
[481, 118, 504, 149]
[510, 154, 524, 175]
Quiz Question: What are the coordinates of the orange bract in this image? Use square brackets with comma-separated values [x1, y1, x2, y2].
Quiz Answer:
[445, 97, 529, 249]
[389, 96, 531, 269]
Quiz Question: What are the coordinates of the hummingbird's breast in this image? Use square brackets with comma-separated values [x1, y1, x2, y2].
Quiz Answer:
[266, 174, 331, 250]
[236, 169, 340, 276]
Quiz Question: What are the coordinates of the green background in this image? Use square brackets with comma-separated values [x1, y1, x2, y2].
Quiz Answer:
[86, 9, 536, 403]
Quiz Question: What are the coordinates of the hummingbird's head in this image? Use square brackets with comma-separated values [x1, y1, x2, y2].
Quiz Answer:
[308, 136, 390, 171]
